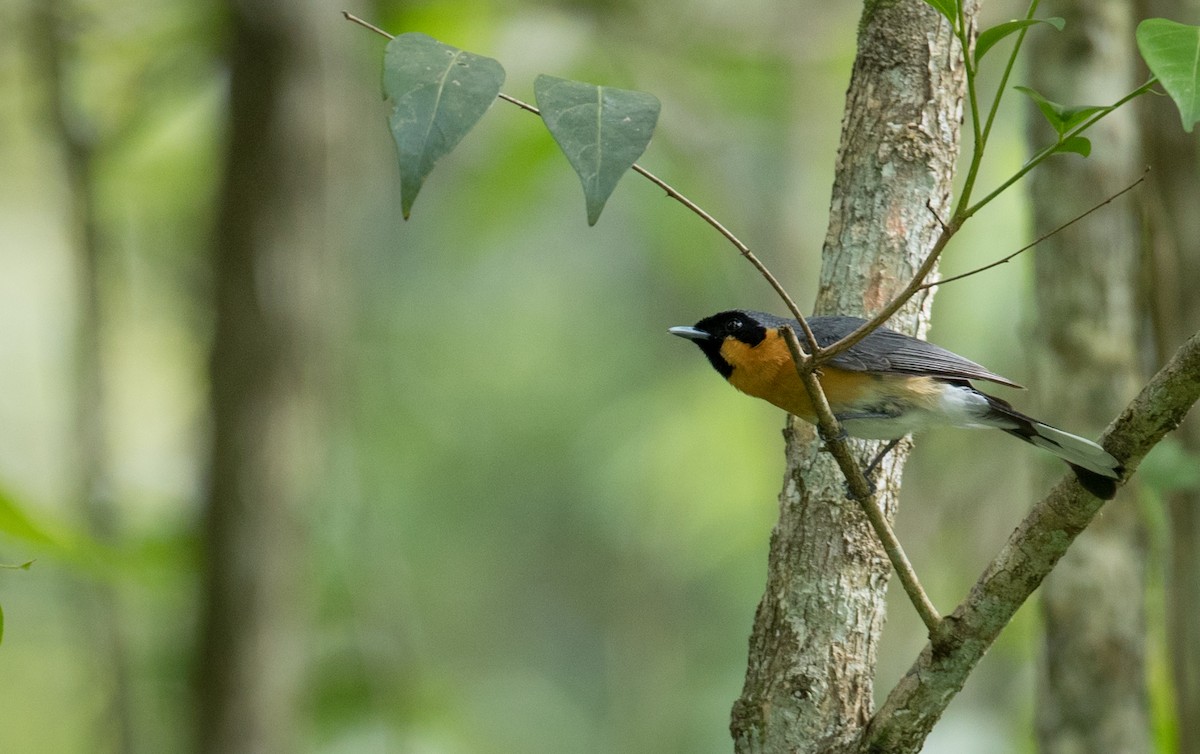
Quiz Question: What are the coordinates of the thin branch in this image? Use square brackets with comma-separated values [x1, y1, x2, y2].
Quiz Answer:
[780, 327, 942, 636]
[965, 77, 1156, 219]
[979, 1, 1039, 151]
[926, 198, 950, 233]
[864, 328, 1200, 753]
[816, 77, 1154, 368]
[498, 92, 541, 115]
[957, 0, 1040, 212]
[920, 169, 1147, 290]
[814, 216, 961, 365]
[959, 37, 984, 208]
[628, 164, 822, 351]
[342, 11, 391, 39]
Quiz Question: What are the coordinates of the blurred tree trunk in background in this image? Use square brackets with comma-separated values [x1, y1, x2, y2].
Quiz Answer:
[1137, 1, 1200, 751]
[1026, 3, 1149, 753]
[195, 0, 332, 751]
[730, 2, 971, 751]
[33, 2, 136, 751]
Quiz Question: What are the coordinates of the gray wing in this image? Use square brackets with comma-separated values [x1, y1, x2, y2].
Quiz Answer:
[802, 315, 1024, 388]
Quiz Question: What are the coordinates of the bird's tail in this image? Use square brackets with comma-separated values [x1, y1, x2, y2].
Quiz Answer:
[980, 392, 1123, 500]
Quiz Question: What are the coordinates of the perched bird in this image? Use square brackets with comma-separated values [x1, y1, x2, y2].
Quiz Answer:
[669, 309, 1123, 499]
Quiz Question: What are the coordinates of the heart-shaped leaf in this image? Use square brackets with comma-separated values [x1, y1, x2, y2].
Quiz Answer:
[383, 33, 506, 218]
[975, 17, 1064, 62]
[535, 75, 661, 225]
[1137, 19, 1200, 132]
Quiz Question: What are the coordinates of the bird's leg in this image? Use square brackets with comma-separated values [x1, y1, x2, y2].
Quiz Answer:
[862, 438, 902, 481]
[835, 438, 903, 500]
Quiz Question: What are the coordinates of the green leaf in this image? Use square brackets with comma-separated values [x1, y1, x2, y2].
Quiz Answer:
[0, 490, 57, 547]
[922, 0, 958, 26]
[1056, 136, 1091, 157]
[1137, 18, 1200, 132]
[0, 488, 117, 569]
[976, 17, 1065, 62]
[1016, 86, 1068, 134]
[534, 75, 661, 225]
[1015, 86, 1107, 136]
[0, 560, 33, 570]
[383, 33, 506, 218]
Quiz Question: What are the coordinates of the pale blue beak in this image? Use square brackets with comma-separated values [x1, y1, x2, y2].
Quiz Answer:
[668, 326, 712, 341]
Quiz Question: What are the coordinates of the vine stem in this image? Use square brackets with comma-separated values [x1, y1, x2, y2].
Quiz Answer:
[955, 0, 1041, 212]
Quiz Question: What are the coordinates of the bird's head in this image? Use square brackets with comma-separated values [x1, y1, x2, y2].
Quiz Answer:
[669, 310, 784, 378]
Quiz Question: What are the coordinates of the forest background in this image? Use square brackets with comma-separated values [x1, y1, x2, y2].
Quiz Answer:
[0, 0, 1192, 752]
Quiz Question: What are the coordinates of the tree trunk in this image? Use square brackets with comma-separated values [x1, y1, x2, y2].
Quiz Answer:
[1136, 1, 1200, 751]
[1025, 3, 1149, 753]
[194, 1, 332, 751]
[33, 3, 136, 751]
[730, 2, 970, 751]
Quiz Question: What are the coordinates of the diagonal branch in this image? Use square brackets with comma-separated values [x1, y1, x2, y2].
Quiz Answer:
[810, 216, 961, 365]
[780, 327, 942, 635]
[862, 327, 1200, 754]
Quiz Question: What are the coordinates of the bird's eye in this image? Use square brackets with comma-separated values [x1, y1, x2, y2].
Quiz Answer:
[726, 317, 744, 333]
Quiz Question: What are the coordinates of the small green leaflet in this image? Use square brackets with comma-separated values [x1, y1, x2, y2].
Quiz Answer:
[975, 17, 1064, 62]
[1057, 136, 1091, 158]
[534, 75, 661, 225]
[383, 33, 506, 218]
[1015, 86, 1108, 137]
[1137, 19, 1200, 132]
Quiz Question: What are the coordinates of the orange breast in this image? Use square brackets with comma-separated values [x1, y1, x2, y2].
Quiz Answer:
[720, 330, 935, 421]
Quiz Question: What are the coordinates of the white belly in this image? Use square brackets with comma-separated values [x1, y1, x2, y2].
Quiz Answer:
[840, 383, 996, 440]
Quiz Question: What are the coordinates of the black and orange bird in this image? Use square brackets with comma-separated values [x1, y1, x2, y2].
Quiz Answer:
[670, 310, 1123, 499]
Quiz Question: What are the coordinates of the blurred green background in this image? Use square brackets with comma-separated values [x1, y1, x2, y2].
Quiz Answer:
[0, 1, 1164, 752]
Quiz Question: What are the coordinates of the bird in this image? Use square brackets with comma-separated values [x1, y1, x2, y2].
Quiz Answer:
[669, 309, 1123, 499]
